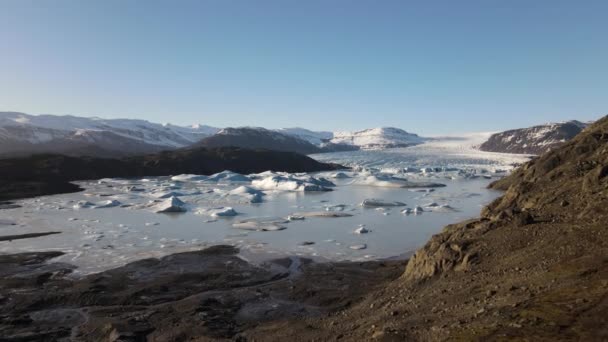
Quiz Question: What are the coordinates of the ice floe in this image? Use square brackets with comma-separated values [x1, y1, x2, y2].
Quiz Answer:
[352, 174, 445, 188]
[93, 200, 122, 209]
[232, 217, 288, 231]
[290, 211, 353, 218]
[361, 199, 406, 207]
[354, 226, 370, 234]
[349, 244, 367, 250]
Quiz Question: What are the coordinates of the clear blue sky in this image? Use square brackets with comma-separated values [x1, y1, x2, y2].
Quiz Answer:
[1, 0, 606, 135]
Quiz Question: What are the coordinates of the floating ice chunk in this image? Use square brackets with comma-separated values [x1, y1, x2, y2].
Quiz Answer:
[73, 201, 95, 209]
[203, 171, 251, 183]
[425, 202, 440, 207]
[299, 241, 315, 246]
[325, 204, 347, 212]
[211, 207, 237, 217]
[197, 207, 238, 217]
[290, 211, 353, 218]
[232, 217, 288, 231]
[152, 196, 187, 213]
[287, 215, 305, 221]
[349, 244, 367, 250]
[331, 172, 351, 179]
[252, 174, 333, 192]
[354, 227, 370, 234]
[171, 174, 208, 182]
[145, 222, 160, 226]
[401, 208, 413, 214]
[413, 206, 424, 213]
[227, 186, 265, 203]
[361, 199, 406, 207]
[94, 200, 122, 209]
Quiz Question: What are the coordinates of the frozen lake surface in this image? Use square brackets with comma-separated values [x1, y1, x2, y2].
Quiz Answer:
[0, 137, 530, 275]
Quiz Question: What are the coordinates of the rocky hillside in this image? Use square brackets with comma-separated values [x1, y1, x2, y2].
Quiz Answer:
[479, 120, 588, 154]
[0, 146, 342, 201]
[196, 127, 358, 154]
[240, 116, 608, 340]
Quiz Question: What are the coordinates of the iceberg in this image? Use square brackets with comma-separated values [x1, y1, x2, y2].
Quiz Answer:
[203, 171, 251, 183]
[73, 201, 95, 209]
[252, 174, 333, 192]
[93, 200, 122, 209]
[151, 196, 187, 213]
[227, 186, 265, 203]
[197, 207, 238, 217]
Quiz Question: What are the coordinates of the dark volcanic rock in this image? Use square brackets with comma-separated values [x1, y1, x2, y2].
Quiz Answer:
[196, 127, 324, 154]
[479, 120, 588, 154]
[0, 146, 342, 201]
[0, 246, 404, 341]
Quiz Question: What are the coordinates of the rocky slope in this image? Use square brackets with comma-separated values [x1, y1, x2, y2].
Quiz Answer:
[479, 120, 588, 154]
[195, 127, 326, 155]
[0, 147, 342, 201]
[235, 116, 608, 341]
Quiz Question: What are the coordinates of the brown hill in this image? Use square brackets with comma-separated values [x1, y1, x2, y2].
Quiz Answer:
[241, 116, 608, 340]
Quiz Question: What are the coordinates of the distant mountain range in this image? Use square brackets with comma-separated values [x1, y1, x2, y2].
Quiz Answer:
[0, 112, 591, 157]
[479, 120, 589, 154]
[0, 112, 425, 157]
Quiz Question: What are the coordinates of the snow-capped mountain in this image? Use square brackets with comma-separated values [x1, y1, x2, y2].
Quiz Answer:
[0, 112, 219, 157]
[478, 120, 588, 155]
[0, 112, 425, 157]
[330, 127, 425, 150]
[275, 128, 333, 145]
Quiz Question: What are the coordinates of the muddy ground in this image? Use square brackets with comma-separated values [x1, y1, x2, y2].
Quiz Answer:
[0, 245, 405, 341]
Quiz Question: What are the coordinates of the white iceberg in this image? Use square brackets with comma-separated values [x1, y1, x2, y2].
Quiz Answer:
[252, 174, 333, 192]
[151, 196, 187, 213]
[331, 172, 351, 179]
[349, 244, 367, 250]
[73, 201, 95, 209]
[354, 227, 370, 234]
[93, 200, 122, 209]
[227, 186, 265, 203]
[204, 171, 251, 183]
[197, 207, 238, 217]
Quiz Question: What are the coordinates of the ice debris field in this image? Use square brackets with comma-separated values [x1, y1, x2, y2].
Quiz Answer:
[0, 139, 530, 275]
